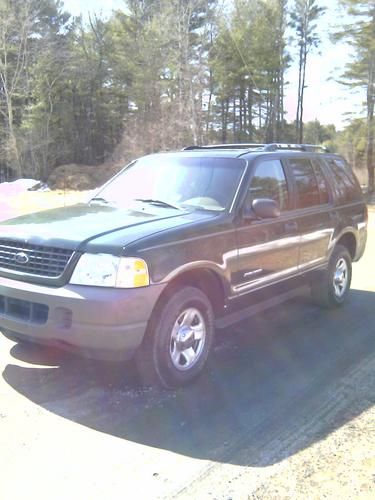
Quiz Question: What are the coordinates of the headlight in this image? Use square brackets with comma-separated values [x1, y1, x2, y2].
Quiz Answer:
[70, 254, 149, 288]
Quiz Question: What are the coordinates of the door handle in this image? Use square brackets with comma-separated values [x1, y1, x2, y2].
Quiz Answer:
[284, 221, 298, 232]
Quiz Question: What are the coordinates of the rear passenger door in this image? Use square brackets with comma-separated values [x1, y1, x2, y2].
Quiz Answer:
[286, 157, 334, 271]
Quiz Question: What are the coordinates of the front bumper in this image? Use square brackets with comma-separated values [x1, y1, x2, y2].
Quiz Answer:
[0, 276, 166, 360]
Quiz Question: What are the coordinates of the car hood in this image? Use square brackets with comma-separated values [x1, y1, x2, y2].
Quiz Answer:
[0, 203, 215, 253]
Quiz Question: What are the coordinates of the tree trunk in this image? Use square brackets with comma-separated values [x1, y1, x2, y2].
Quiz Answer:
[206, 68, 213, 136]
[366, 54, 375, 193]
[248, 87, 253, 140]
[239, 84, 245, 139]
[7, 128, 22, 179]
[221, 98, 229, 143]
[296, 43, 304, 142]
[299, 44, 308, 144]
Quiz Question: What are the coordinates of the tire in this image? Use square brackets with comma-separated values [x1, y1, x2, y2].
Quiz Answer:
[311, 244, 352, 308]
[135, 286, 215, 389]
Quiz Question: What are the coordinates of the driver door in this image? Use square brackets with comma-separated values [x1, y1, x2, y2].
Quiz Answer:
[232, 158, 300, 295]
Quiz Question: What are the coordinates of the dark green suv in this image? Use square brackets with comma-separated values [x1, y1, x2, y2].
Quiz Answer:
[0, 144, 368, 388]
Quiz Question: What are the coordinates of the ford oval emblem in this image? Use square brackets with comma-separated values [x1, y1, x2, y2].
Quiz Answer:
[14, 251, 29, 265]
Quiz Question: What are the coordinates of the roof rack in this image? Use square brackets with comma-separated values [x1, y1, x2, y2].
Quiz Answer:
[183, 143, 329, 153]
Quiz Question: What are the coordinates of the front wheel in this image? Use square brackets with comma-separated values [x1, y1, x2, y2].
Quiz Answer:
[311, 244, 352, 308]
[135, 286, 215, 389]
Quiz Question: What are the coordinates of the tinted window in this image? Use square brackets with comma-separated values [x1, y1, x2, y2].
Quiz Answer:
[289, 158, 320, 208]
[311, 159, 329, 204]
[325, 158, 361, 203]
[249, 159, 289, 211]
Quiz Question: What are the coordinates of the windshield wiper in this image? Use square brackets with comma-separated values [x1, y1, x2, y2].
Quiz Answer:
[134, 198, 182, 210]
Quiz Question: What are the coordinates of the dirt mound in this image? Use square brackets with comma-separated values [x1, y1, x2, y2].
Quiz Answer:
[48, 163, 124, 190]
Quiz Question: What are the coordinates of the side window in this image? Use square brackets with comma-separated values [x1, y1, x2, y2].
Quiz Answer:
[311, 159, 330, 204]
[249, 159, 289, 211]
[324, 158, 361, 203]
[288, 158, 320, 208]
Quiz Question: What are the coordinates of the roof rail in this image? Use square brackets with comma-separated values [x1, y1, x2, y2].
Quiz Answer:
[182, 143, 329, 153]
[182, 143, 264, 151]
[262, 143, 329, 153]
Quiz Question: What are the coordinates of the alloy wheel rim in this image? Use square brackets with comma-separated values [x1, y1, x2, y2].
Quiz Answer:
[170, 307, 206, 371]
[333, 257, 349, 298]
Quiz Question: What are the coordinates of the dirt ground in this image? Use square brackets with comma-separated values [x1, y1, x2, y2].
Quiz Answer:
[0, 194, 374, 499]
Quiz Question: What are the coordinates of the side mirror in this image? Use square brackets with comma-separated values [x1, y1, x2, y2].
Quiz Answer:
[243, 198, 280, 219]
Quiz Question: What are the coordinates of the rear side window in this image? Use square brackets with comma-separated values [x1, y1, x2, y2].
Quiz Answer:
[324, 158, 362, 203]
[311, 159, 330, 204]
[288, 158, 320, 208]
[249, 159, 289, 211]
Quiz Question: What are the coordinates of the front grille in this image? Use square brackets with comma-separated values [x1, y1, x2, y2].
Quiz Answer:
[0, 295, 49, 324]
[0, 239, 73, 278]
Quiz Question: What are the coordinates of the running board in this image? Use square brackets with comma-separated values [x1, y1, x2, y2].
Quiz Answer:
[215, 286, 308, 329]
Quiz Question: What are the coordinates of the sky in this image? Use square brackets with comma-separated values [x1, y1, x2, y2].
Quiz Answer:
[62, 0, 365, 131]
[284, 0, 364, 130]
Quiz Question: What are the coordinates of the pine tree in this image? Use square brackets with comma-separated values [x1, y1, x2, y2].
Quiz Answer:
[335, 0, 375, 192]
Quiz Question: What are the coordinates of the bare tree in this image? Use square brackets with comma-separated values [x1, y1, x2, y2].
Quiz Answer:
[0, 0, 32, 178]
[291, 0, 325, 143]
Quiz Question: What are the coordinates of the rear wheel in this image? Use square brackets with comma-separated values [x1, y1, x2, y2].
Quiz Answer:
[135, 286, 215, 389]
[311, 244, 352, 308]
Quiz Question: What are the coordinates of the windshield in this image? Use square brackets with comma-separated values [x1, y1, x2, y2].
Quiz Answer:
[92, 156, 245, 212]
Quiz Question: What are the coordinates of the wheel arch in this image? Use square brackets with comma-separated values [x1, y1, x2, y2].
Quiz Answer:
[335, 231, 357, 260]
[150, 267, 227, 323]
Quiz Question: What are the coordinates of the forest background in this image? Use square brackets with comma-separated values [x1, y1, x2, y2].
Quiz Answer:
[0, 0, 374, 191]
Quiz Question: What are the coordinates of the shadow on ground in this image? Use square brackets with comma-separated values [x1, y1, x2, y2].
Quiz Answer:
[3, 289, 375, 466]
